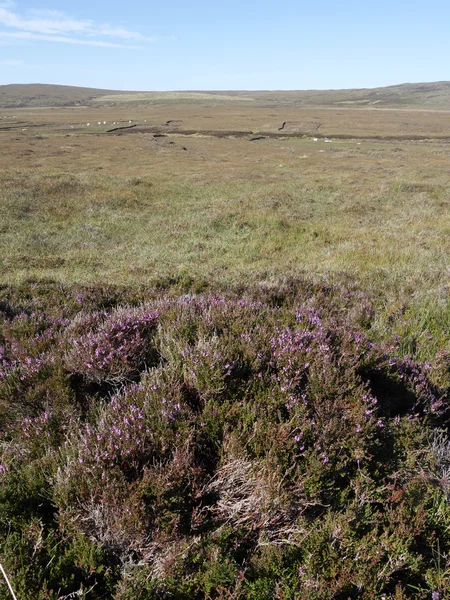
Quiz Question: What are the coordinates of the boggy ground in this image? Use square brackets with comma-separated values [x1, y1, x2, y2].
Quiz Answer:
[1, 100, 450, 598]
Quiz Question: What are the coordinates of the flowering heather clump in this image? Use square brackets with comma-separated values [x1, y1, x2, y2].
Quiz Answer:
[1, 282, 450, 599]
[0, 311, 69, 380]
[180, 335, 231, 400]
[75, 374, 186, 475]
[64, 305, 159, 383]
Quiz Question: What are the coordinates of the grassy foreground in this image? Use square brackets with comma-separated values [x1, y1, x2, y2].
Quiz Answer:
[1, 100, 450, 598]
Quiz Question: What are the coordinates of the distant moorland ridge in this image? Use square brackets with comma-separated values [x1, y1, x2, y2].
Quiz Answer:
[2, 81, 450, 109]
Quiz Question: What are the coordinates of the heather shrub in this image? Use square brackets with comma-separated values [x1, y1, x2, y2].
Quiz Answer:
[0, 308, 75, 432]
[1, 282, 450, 599]
[61, 370, 188, 482]
[64, 305, 159, 384]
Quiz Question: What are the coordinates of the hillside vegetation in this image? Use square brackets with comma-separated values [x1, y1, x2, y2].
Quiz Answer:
[0, 84, 131, 108]
[3, 81, 450, 109]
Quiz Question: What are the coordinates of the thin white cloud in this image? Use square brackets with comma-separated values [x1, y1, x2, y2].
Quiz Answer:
[0, 30, 140, 48]
[97, 25, 154, 41]
[0, 4, 156, 47]
[0, 8, 92, 34]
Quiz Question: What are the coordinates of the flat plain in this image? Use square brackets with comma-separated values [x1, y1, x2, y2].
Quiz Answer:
[1, 92, 450, 358]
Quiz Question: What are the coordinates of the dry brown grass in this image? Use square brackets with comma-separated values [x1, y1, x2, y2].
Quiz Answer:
[3, 102, 450, 138]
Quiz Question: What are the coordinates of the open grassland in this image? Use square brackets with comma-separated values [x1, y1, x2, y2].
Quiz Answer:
[92, 91, 256, 104]
[1, 103, 450, 360]
[2, 98, 450, 599]
[2, 101, 450, 136]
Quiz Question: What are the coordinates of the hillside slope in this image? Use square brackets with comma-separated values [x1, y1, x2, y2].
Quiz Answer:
[245, 81, 450, 109]
[0, 83, 132, 108]
[2, 81, 450, 109]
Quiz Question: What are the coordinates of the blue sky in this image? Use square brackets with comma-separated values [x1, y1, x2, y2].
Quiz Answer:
[0, 0, 448, 90]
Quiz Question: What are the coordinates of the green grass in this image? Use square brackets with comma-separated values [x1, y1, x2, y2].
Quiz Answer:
[1, 164, 449, 290]
[1, 131, 449, 366]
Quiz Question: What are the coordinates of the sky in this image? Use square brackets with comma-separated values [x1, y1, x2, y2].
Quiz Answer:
[0, 0, 449, 91]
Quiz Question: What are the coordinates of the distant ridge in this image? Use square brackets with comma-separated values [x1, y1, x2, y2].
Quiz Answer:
[0, 83, 135, 108]
[1, 81, 450, 109]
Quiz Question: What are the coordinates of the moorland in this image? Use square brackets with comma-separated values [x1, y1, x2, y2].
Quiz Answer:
[1, 83, 450, 599]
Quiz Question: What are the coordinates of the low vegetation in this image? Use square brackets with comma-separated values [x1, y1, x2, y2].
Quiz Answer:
[1, 89, 450, 598]
[1, 281, 450, 599]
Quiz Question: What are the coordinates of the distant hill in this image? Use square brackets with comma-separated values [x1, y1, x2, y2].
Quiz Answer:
[260, 81, 450, 109]
[2, 81, 450, 109]
[0, 83, 133, 108]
